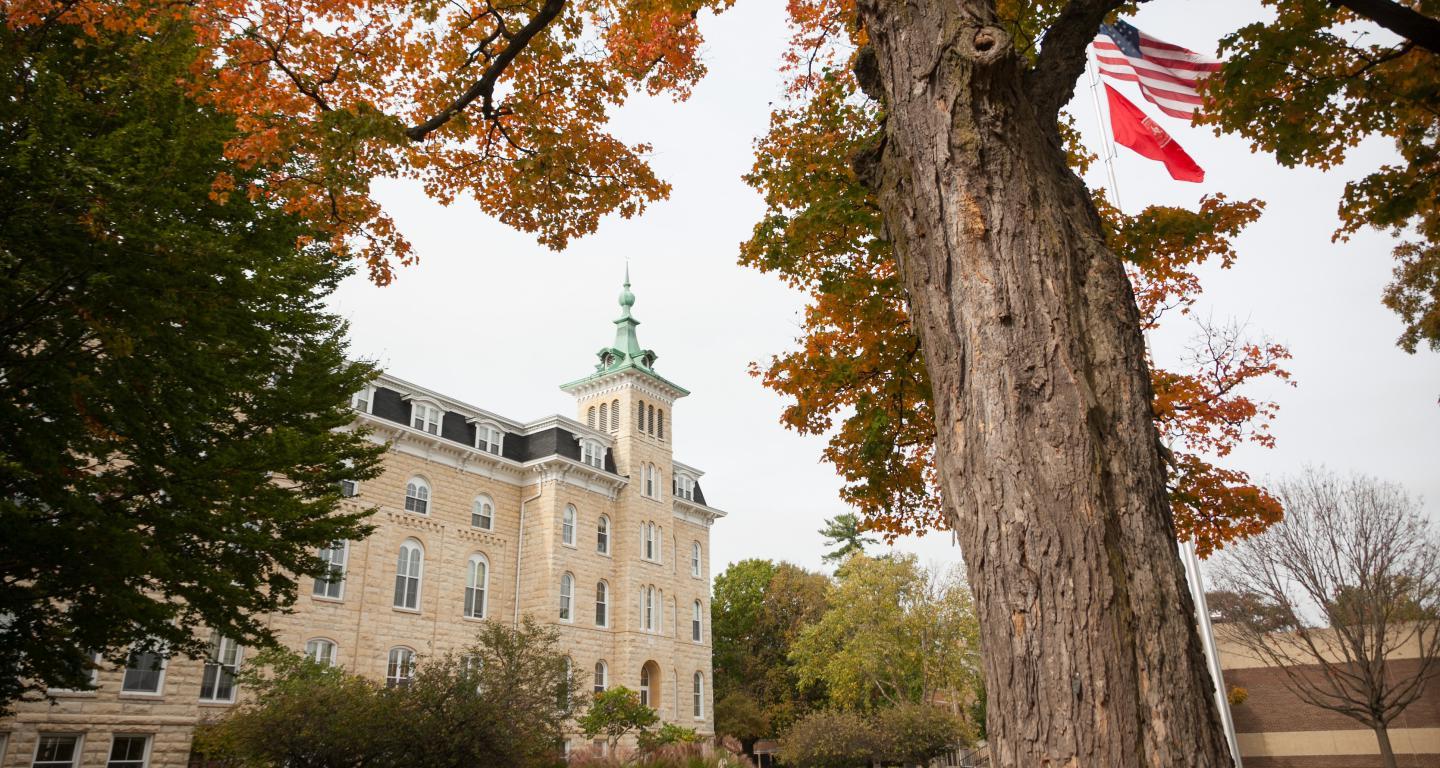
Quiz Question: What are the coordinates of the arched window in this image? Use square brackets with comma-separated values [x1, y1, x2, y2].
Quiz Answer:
[611, 399, 620, 432]
[643, 585, 657, 631]
[599, 402, 608, 432]
[386, 647, 415, 687]
[637, 399, 646, 430]
[562, 505, 576, 546]
[393, 539, 424, 610]
[692, 600, 703, 642]
[647, 404, 655, 435]
[465, 554, 489, 619]
[472, 495, 494, 530]
[643, 522, 657, 561]
[643, 464, 655, 497]
[596, 581, 610, 626]
[587, 406, 596, 428]
[594, 661, 608, 694]
[693, 672, 704, 718]
[559, 573, 574, 621]
[597, 516, 610, 555]
[304, 639, 337, 665]
[657, 410, 665, 440]
[639, 665, 652, 707]
[691, 542, 702, 578]
[404, 477, 430, 515]
[639, 661, 660, 708]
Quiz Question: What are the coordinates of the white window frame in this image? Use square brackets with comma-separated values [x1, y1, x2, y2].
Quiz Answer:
[581, 440, 605, 469]
[693, 673, 704, 719]
[643, 586, 656, 632]
[350, 385, 373, 414]
[643, 522, 657, 562]
[120, 646, 167, 696]
[199, 633, 242, 703]
[31, 734, 82, 768]
[691, 542, 702, 578]
[597, 515, 610, 555]
[559, 573, 574, 622]
[692, 600, 703, 642]
[471, 495, 494, 530]
[674, 474, 695, 501]
[404, 477, 431, 515]
[639, 665, 652, 707]
[394, 538, 424, 611]
[593, 661, 608, 694]
[595, 580, 609, 627]
[304, 638, 338, 665]
[562, 505, 576, 546]
[386, 647, 415, 687]
[313, 541, 348, 600]
[465, 553, 489, 619]
[106, 735, 151, 768]
[475, 422, 504, 455]
[410, 401, 442, 435]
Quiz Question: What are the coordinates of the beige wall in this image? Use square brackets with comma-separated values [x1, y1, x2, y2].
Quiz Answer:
[1, 373, 720, 767]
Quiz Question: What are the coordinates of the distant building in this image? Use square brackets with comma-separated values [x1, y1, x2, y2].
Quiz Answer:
[0, 273, 725, 767]
[1217, 627, 1440, 767]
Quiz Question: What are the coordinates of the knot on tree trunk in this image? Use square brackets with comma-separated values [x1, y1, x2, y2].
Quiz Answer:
[952, 24, 1010, 66]
[854, 44, 883, 102]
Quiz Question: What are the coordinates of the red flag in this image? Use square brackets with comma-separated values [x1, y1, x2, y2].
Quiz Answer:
[1104, 84, 1204, 183]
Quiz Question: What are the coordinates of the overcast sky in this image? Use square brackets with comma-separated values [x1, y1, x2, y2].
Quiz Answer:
[327, 0, 1440, 578]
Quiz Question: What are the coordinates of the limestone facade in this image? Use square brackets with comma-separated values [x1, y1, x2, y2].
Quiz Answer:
[0, 282, 724, 767]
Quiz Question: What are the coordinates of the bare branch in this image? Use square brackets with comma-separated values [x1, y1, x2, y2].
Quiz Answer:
[1331, 0, 1440, 55]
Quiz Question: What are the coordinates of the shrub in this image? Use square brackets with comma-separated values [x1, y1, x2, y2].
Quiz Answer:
[874, 703, 970, 765]
[579, 687, 660, 750]
[638, 723, 700, 752]
[777, 710, 880, 768]
[1227, 685, 1249, 706]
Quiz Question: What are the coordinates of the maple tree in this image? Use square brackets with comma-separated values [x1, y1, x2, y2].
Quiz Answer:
[4, 0, 1425, 760]
[1202, 0, 1440, 353]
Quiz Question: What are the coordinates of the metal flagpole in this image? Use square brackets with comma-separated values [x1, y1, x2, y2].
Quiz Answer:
[1087, 39, 1243, 767]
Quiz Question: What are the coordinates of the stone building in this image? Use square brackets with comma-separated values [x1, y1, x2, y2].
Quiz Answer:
[0, 275, 725, 768]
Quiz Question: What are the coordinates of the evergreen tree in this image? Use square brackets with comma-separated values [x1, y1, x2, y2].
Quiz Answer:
[0, 22, 383, 711]
[818, 513, 878, 564]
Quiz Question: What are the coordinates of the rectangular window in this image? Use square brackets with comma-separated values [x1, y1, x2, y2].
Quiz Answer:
[107, 736, 149, 768]
[121, 649, 165, 694]
[411, 404, 440, 434]
[32, 736, 79, 768]
[313, 541, 347, 599]
[338, 479, 359, 497]
[350, 386, 372, 414]
[199, 634, 242, 702]
[476, 426, 502, 455]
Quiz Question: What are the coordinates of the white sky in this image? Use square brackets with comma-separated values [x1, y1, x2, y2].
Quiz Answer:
[327, 0, 1440, 578]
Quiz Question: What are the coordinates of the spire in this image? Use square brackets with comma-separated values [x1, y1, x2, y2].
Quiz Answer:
[559, 266, 690, 397]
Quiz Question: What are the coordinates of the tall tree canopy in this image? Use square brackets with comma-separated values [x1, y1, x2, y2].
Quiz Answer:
[818, 512, 878, 563]
[0, 22, 383, 711]
[8, 0, 1433, 760]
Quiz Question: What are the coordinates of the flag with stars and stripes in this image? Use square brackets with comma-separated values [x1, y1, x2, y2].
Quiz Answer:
[1092, 20, 1221, 121]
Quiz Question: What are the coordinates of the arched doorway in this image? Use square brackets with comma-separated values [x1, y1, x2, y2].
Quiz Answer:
[639, 660, 661, 709]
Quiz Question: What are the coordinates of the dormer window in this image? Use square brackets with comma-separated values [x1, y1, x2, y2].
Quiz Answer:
[411, 402, 441, 435]
[350, 386, 373, 414]
[674, 474, 695, 501]
[581, 440, 605, 469]
[475, 423, 503, 455]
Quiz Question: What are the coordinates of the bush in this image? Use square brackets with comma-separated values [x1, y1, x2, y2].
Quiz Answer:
[566, 742, 754, 768]
[777, 710, 880, 768]
[874, 704, 971, 765]
[638, 723, 700, 752]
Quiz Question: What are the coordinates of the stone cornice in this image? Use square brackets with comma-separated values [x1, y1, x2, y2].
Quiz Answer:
[673, 497, 726, 527]
[558, 369, 688, 404]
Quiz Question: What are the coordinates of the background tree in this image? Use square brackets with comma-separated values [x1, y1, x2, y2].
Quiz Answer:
[818, 512, 878, 564]
[1206, 590, 1294, 633]
[1216, 469, 1440, 768]
[710, 559, 830, 740]
[789, 554, 980, 713]
[579, 686, 660, 752]
[1202, 1, 1440, 353]
[0, 21, 383, 711]
[196, 619, 575, 768]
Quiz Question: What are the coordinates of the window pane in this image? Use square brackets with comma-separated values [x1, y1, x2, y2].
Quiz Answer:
[121, 650, 164, 693]
[33, 735, 79, 768]
[107, 736, 148, 768]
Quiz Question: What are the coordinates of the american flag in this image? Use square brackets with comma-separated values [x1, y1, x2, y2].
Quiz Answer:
[1092, 21, 1221, 121]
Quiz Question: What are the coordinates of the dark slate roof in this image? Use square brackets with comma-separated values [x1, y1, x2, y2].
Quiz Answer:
[368, 386, 615, 475]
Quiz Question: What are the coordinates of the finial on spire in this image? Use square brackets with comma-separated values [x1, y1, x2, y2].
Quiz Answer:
[619, 264, 636, 313]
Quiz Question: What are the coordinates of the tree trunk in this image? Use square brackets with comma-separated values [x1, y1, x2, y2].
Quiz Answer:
[852, 0, 1234, 765]
[1375, 725, 1399, 768]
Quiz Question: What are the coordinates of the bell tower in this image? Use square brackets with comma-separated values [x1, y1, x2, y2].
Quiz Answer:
[560, 268, 688, 480]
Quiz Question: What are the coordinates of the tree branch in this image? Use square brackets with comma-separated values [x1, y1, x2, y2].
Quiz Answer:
[404, 0, 566, 142]
[1331, 0, 1440, 55]
[1025, 0, 1127, 123]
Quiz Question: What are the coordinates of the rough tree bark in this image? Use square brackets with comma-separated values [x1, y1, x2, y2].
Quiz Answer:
[852, 0, 1234, 764]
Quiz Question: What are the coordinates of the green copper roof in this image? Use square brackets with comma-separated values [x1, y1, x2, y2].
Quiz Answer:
[560, 269, 690, 395]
